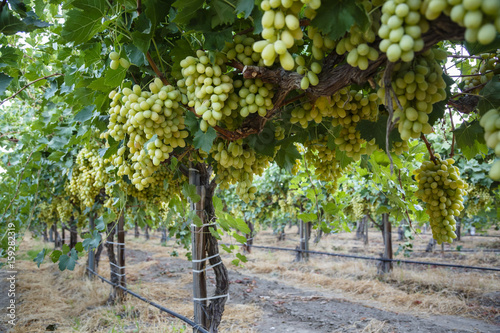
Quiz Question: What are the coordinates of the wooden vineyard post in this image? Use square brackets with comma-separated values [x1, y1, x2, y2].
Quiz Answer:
[87, 213, 95, 279]
[364, 216, 369, 246]
[381, 213, 393, 273]
[61, 223, 65, 247]
[117, 212, 126, 302]
[190, 167, 208, 331]
[54, 222, 60, 248]
[456, 218, 461, 241]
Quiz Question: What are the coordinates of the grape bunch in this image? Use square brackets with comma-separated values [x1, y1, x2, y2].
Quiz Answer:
[224, 34, 263, 66]
[378, 0, 427, 63]
[379, 48, 448, 141]
[462, 52, 499, 93]
[414, 156, 467, 244]
[435, 0, 500, 45]
[234, 78, 275, 118]
[464, 184, 492, 218]
[392, 140, 410, 155]
[178, 50, 236, 130]
[101, 79, 188, 190]
[68, 146, 109, 208]
[211, 139, 271, 203]
[54, 196, 74, 223]
[253, 0, 311, 69]
[109, 51, 130, 70]
[304, 134, 343, 188]
[479, 107, 500, 180]
[37, 201, 58, 225]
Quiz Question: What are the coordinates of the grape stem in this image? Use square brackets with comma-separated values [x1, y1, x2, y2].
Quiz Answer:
[421, 134, 438, 165]
[0, 73, 64, 106]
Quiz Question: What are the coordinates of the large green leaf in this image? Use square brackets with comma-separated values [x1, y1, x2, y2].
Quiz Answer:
[61, 0, 107, 44]
[477, 76, 500, 115]
[0, 73, 13, 95]
[311, 1, 369, 41]
[464, 34, 500, 55]
[453, 120, 488, 160]
[172, 0, 204, 25]
[235, 0, 254, 18]
[193, 127, 217, 154]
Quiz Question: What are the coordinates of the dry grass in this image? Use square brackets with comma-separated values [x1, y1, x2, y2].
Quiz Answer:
[10, 235, 262, 333]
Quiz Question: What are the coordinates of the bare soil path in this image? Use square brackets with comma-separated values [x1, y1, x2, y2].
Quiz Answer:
[126, 247, 500, 333]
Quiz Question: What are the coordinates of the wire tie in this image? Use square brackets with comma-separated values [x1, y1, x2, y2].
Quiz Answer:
[192, 293, 229, 301]
[190, 223, 216, 228]
[107, 241, 125, 245]
[110, 262, 126, 269]
[191, 253, 220, 263]
[110, 272, 126, 277]
[192, 260, 223, 273]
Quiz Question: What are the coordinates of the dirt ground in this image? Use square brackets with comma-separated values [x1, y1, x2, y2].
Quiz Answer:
[1, 226, 499, 333]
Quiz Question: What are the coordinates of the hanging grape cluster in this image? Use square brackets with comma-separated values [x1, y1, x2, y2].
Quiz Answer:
[379, 48, 448, 141]
[479, 107, 500, 180]
[101, 79, 188, 190]
[464, 184, 492, 218]
[414, 156, 467, 244]
[304, 134, 343, 189]
[462, 52, 499, 93]
[211, 139, 271, 203]
[68, 146, 109, 208]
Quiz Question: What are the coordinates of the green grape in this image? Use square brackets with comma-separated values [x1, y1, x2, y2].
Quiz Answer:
[68, 146, 110, 208]
[414, 155, 468, 244]
[464, 184, 492, 218]
[479, 107, 500, 180]
[304, 134, 343, 189]
[378, 0, 426, 63]
[379, 48, 447, 141]
[101, 78, 188, 190]
[462, 52, 499, 93]
[211, 139, 271, 203]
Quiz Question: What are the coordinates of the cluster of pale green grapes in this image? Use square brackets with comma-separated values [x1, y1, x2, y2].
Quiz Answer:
[336, 1, 381, 69]
[235, 78, 275, 118]
[211, 139, 271, 203]
[392, 140, 410, 154]
[429, 0, 500, 45]
[101, 79, 188, 190]
[37, 201, 58, 225]
[327, 89, 379, 160]
[304, 134, 343, 187]
[379, 48, 447, 141]
[109, 51, 130, 70]
[290, 102, 318, 127]
[54, 196, 74, 223]
[178, 50, 235, 130]
[479, 107, 500, 180]
[414, 156, 467, 244]
[379, 0, 427, 63]
[224, 34, 263, 66]
[254, 0, 318, 69]
[464, 184, 492, 217]
[462, 52, 499, 92]
[344, 195, 366, 220]
[68, 146, 109, 208]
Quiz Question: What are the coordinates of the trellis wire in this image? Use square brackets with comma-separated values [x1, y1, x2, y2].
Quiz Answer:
[86, 268, 210, 333]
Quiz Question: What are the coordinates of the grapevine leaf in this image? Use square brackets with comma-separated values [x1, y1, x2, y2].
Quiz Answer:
[357, 115, 399, 151]
[182, 183, 201, 203]
[212, 0, 236, 28]
[144, 0, 172, 28]
[204, 28, 233, 52]
[73, 105, 94, 123]
[0, 73, 13, 95]
[62, 244, 70, 255]
[100, 137, 121, 159]
[172, 0, 204, 25]
[50, 250, 62, 263]
[298, 213, 317, 223]
[58, 249, 78, 271]
[335, 149, 354, 169]
[33, 248, 47, 268]
[104, 66, 127, 87]
[453, 120, 487, 159]
[82, 230, 101, 251]
[275, 138, 301, 172]
[0, 8, 26, 34]
[311, 1, 369, 41]
[232, 233, 248, 244]
[235, 0, 254, 18]
[323, 202, 338, 215]
[125, 44, 147, 67]
[235, 218, 251, 234]
[236, 253, 248, 263]
[477, 76, 500, 115]
[61, 0, 106, 44]
[185, 111, 200, 133]
[213, 195, 223, 212]
[464, 34, 500, 55]
[193, 127, 217, 154]
[47, 151, 65, 161]
[74, 242, 84, 253]
[94, 216, 105, 232]
[132, 31, 152, 54]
